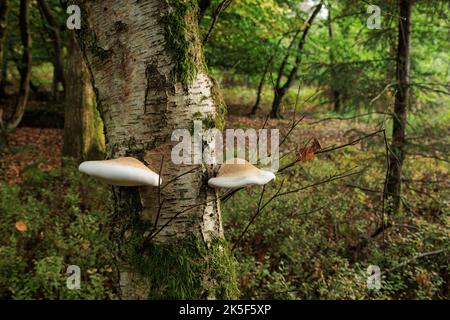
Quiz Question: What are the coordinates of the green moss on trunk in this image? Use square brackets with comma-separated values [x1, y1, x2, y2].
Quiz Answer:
[131, 237, 239, 299]
[109, 188, 239, 300]
[210, 79, 227, 130]
[165, 0, 206, 85]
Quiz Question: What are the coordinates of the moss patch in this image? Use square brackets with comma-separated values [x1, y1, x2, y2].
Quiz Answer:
[211, 78, 227, 130]
[165, 0, 205, 85]
[130, 236, 239, 299]
[109, 188, 239, 300]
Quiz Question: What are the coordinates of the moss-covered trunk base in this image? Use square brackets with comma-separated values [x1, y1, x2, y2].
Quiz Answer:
[119, 236, 239, 300]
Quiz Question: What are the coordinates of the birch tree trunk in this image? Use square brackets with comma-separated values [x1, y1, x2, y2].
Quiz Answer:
[75, 0, 236, 299]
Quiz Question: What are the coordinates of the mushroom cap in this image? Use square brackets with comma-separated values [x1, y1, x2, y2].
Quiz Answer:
[78, 157, 161, 186]
[208, 158, 275, 188]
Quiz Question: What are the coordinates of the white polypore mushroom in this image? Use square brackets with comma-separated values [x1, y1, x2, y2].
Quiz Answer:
[208, 158, 275, 189]
[78, 157, 161, 187]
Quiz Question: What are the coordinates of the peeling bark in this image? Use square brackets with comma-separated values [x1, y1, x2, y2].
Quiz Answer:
[75, 0, 236, 299]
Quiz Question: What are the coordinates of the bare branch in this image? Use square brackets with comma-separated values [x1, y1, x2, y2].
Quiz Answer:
[203, 0, 233, 44]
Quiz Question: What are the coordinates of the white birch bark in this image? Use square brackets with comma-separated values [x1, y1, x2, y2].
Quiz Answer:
[76, 0, 231, 299]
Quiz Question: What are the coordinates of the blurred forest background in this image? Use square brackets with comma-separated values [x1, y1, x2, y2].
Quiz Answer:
[0, 0, 449, 299]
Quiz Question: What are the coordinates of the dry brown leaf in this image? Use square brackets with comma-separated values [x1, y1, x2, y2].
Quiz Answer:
[297, 137, 322, 162]
[80, 242, 91, 250]
[15, 221, 27, 232]
[416, 272, 430, 287]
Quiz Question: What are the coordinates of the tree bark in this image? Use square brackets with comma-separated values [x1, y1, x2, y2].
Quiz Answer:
[0, 0, 31, 150]
[386, 0, 412, 215]
[37, 0, 65, 100]
[270, 3, 322, 118]
[75, 0, 237, 299]
[62, 33, 105, 161]
[0, 0, 8, 97]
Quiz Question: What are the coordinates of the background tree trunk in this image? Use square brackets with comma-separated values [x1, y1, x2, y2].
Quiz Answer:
[270, 3, 322, 118]
[0, 0, 31, 150]
[0, 0, 8, 97]
[62, 33, 105, 161]
[386, 0, 412, 215]
[250, 53, 273, 115]
[251, 32, 292, 116]
[37, 0, 65, 100]
[76, 0, 237, 299]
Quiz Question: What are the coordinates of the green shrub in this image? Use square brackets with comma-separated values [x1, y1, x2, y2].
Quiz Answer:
[223, 138, 449, 300]
[0, 161, 117, 300]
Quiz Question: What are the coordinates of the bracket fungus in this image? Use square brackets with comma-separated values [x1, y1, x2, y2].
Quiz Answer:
[208, 158, 275, 189]
[78, 157, 161, 187]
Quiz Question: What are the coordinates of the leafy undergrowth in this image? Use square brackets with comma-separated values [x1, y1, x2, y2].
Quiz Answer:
[0, 162, 117, 299]
[222, 124, 449, 299]
[0, 108, 448, 300]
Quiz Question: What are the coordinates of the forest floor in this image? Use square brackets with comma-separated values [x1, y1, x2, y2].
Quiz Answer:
[1, 101, 448, 300]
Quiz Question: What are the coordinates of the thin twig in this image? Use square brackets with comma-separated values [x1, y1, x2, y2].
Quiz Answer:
[305, 112, 391, 125]
[278, 129, 384, 173]
[160, 166, 199, 191]
[231, 168, 361, 251]
[152, 155, 165, 230]
[146, 188, 238, 241]
[231, 182, 280, 252]
[203, 0, 233, 44]
[381, 129, 390, 242]
[381, 248, 449, 276]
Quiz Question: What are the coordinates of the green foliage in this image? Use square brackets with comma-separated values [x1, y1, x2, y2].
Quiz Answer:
[203, 0, 449, 114]
[223, 130, 449, 299]
[0, 162, 117, 299]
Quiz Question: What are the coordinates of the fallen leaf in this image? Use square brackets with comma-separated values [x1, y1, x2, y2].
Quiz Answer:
[80, 242, 91, 250]
[15, 221, 27, 232]
[297, 137, 322, 162]
[416, 272, 430, 287]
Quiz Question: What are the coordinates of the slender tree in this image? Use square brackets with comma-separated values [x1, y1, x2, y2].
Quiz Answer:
[37, 0, 65, 100]
[0, 0, 31, 150]
[250, 33, 291, 116]
[74, 0, 237, 299]
[270, 3, 322, 118]
[386, 0, 413, 215]
[0, 0, 9, 97]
